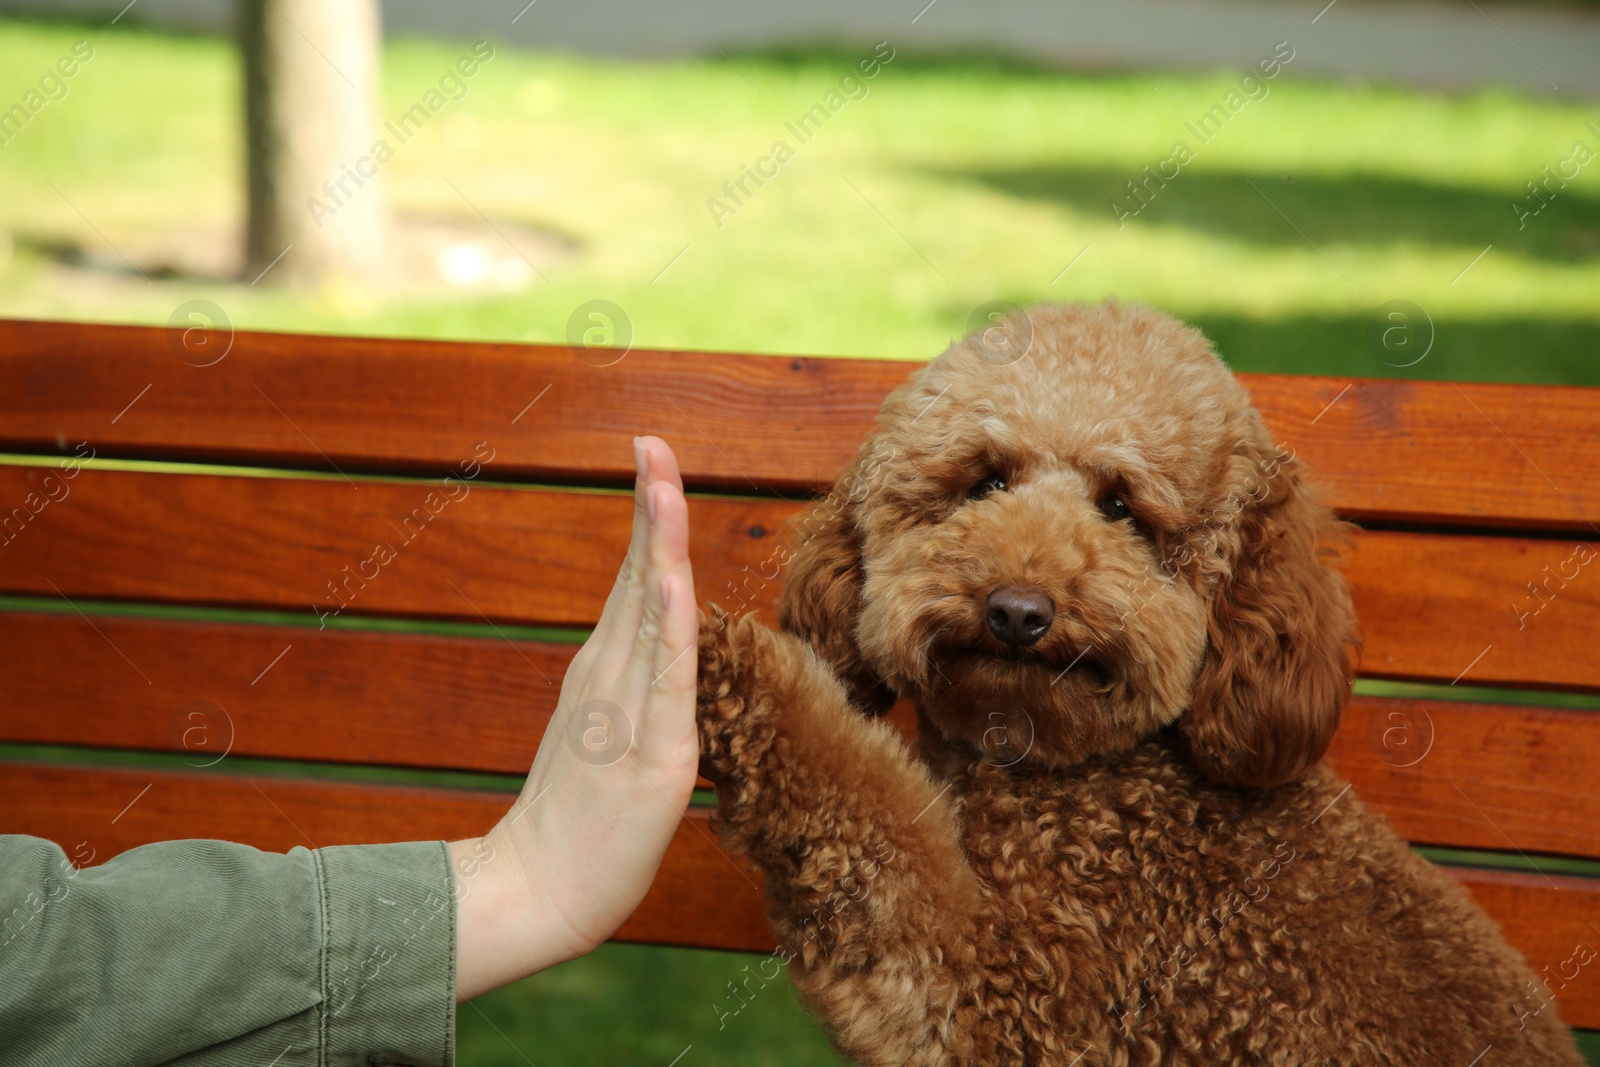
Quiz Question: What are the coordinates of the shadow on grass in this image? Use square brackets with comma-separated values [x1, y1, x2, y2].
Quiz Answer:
[937, 164, 1600, 264]
[929, 304, 1600, 387]
[1186, 312, 1600, 386]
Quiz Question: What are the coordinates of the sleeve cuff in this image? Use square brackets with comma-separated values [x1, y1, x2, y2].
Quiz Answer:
[314, 840, 456, 1067]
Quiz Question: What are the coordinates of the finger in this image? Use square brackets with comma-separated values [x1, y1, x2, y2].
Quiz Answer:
[616, 477, 692, 700]
[577, 438, 650, 660]
[634, 557, 699, 775]
[572, 438, 678, 687]
[640, 436, 685, 493]
[591, 439, 685, 675]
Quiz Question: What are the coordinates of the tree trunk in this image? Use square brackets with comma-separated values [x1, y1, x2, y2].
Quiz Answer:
[241, 0, 387, 286]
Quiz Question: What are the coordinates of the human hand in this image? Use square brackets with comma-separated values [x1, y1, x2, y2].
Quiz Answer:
[450, 436, 699, 1000]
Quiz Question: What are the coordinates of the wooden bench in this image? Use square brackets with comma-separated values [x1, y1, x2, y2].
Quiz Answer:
[2, 317, 1598, 1031]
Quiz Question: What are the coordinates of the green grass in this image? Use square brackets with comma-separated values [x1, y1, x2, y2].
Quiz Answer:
[1, 20, 1598, 384]
[460, 941, 847, 1067]
[3, 16, 1599, 1064]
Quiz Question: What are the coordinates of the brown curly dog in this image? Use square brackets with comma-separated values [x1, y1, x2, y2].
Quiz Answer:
[695, 301, 1585, 1065]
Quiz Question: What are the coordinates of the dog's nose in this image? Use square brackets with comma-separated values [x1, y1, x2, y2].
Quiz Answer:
[985, 586, 1055, 646]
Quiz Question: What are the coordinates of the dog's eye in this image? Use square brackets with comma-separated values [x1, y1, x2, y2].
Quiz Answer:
[1097, 493, 1137, 527]
[968, 473, 1008, 502]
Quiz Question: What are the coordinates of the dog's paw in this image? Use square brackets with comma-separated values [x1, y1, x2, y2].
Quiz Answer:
[696, 605, 776, 783]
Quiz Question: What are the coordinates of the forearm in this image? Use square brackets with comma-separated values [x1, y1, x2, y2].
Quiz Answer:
[0, 834, 455, 1067]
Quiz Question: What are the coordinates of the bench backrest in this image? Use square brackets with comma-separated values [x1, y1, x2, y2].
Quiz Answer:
[1, 318, 1597, 1025]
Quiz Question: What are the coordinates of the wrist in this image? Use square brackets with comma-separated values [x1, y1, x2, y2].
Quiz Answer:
[449, 834, 558, 1000]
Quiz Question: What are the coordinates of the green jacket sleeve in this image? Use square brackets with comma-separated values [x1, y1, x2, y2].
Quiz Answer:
[0, 835, 457, 1067]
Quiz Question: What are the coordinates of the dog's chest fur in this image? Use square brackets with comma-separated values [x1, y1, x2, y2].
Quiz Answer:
[921, 735, 1372, 1055]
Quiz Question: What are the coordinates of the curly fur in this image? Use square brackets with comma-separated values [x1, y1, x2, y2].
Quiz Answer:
[697, 301, 1583, 1065]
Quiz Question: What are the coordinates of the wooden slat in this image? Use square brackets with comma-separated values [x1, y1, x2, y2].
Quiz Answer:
[0, 465, 780, 631]
[1241, 375, 1600, 532]
[1348, 530, 1600, 692]
[0, 610, 571, 776]
[3, 762, 1596, 1026]
[1327, 696, 1600, 861]
[2, 319, 1598, 530]
[0, 468, 1595, 690]
[4, 610, 1598, 862]
[1451, 867, 1600, 1031]
[0, 318, 899, 494]
[0, 761, 772, 953]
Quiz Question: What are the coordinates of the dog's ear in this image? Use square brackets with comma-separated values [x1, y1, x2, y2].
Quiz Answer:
[1179, 435, 1357, 788]
[778, 460, 897, 716]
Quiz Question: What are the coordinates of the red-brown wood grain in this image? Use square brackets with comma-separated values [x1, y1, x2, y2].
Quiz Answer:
[0, 318, 902, 495]
[0, 464, 783, 632]
[3, 761, 1595, 1025]
[0, 761, 773, 953]
[1451, 867, 1600, 1032]
[1240, 375, 1600, 532]
[0, 467, 1594, 691]
[1348, 530, 1599, 692]
[0, 610, 573, 775]
[1326, 697, 1600, 861]
[3, 608, 1597, 860]
[2, 319, 1597, 530]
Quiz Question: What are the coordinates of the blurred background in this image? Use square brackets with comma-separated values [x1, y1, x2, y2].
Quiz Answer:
[1, 0, 1597, 1062]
